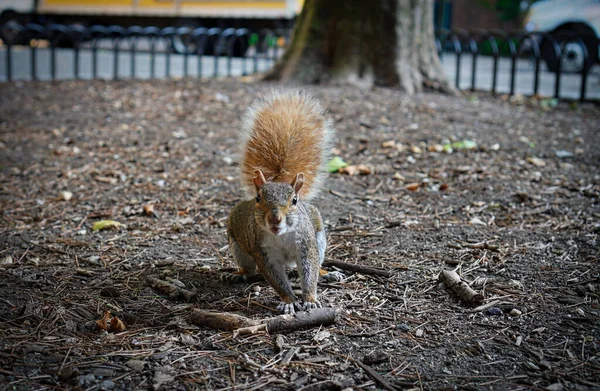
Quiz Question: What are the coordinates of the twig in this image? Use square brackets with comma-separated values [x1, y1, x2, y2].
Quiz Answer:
[354, 359, 399, 391]
[147, 276, 196, 301]
[190, 308, 341, 336]
[438, 270, 484, 305]
[460, 241, 500, 252]
[324, 259, 393, 278]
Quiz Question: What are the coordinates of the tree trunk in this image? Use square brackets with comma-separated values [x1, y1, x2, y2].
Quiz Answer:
[265, 0, 453, 94]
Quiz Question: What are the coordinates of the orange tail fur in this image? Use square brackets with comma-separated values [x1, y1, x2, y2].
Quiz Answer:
[240, 90, 333, 202]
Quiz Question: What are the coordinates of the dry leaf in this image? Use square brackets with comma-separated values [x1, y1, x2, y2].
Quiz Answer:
[440, 183, 449, 191]
[527, 157, 546, 167]
[339, 164, 371, 176]
[428, 144, 444, 153]
[96, 310, 111, 331]
[110, 316, 127, 332]
[96, 310, 126, 332]
[405, 183, 421, 191]
[470, 217, 487, 226]
[143, 204, 158, 218]
[410, 146, 423, 154]
[1, 255, 13, 265]
[393, 172, 405, 181]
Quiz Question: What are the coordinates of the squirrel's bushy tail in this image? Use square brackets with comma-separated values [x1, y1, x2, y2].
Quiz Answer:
[240, 90, 333, 202]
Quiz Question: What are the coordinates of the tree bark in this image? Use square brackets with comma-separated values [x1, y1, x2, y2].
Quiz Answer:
[265, 0, 453, 94]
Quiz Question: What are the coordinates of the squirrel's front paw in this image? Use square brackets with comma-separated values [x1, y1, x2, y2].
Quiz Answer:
[320, 271, 345, 282]
[302, 300, 322, 311]
[277, 301, 301, 315]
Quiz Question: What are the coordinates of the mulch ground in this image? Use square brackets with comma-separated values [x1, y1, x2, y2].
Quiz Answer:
[0, 79, 599, 391]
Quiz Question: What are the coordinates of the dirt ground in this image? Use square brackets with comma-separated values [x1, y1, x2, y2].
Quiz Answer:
[0, 79, 599, 391]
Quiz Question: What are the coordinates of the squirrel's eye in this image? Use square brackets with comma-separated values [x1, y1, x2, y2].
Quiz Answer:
[255, 194, 261, 203]
[292, 196, 298, 205]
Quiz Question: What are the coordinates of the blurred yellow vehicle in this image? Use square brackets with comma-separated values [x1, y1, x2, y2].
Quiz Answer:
[0, 0, 302, 53]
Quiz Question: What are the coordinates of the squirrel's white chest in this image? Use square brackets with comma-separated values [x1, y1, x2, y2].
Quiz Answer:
[260, 233, 299, 267]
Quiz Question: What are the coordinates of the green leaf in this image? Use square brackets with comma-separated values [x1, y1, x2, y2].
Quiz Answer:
[327, 156, 349, 173]
[540, 98, 558, 110]
[92, 220, 123, 231]
[452, 140, 477, 150]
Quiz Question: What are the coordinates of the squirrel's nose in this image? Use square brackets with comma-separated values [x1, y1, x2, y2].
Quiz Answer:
[268, 213, 283, 225]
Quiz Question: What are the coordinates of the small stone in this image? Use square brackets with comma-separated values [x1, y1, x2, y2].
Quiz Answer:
[515, 335, 523, 346]
[539, 360, 552, 371]
[484, 307, 503, 316]
[125, 359, 146, 372]
[555, 150, 574, 158]
[527, 156, 546, 167]
[545, 383, 563, 391]
[362, 350, 388, 365]
[509, 308, 522, 317]
[179, 334, 196, 346]
[397, 323, 410, 332]
[415, 329, 424, 338]
[251, 285, 261, 293]
[77, 374, 96, 387]
[59, 190, 73, 201]
[99, 380, 115, 390]
[368, 295, 380, 303]
[275, 335, 286, 350]
[313, 330, 330, 342]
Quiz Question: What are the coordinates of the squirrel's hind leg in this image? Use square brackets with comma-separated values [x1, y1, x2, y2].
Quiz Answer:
[316, 230, 345, 282]
[225, 238, 257, 282]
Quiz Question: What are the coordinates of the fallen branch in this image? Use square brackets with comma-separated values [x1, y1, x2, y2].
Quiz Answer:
[324, 259, 393, 278]
[190, 307, 341, 336]
[147, 276, 196, 301]
[354, 359, 400, 391]
[439, 270, 484, 305]
[190, 309, 258, 330]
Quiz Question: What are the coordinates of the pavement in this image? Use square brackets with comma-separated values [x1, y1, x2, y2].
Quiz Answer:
[0, 44, 598, 100]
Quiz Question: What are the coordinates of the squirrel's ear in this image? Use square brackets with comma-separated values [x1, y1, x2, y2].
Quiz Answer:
[291, 173, 304, 194]
[253, 170, 266, 190]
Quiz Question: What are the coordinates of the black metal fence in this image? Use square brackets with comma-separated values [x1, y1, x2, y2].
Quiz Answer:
[0, 23, 286, 81]
[0, 23, 598, 101]
[435, 28, 598, 102]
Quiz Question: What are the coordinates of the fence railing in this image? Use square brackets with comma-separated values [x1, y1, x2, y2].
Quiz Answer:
[435, 28, 598, 102]
[0, 23, 598, 101]
[0, 22, 287, 81]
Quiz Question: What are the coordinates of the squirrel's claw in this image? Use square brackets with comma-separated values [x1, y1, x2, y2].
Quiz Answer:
[277, 301, 302, 315]
[302, 300, 322, 311]
[320, 271, 345, 283]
